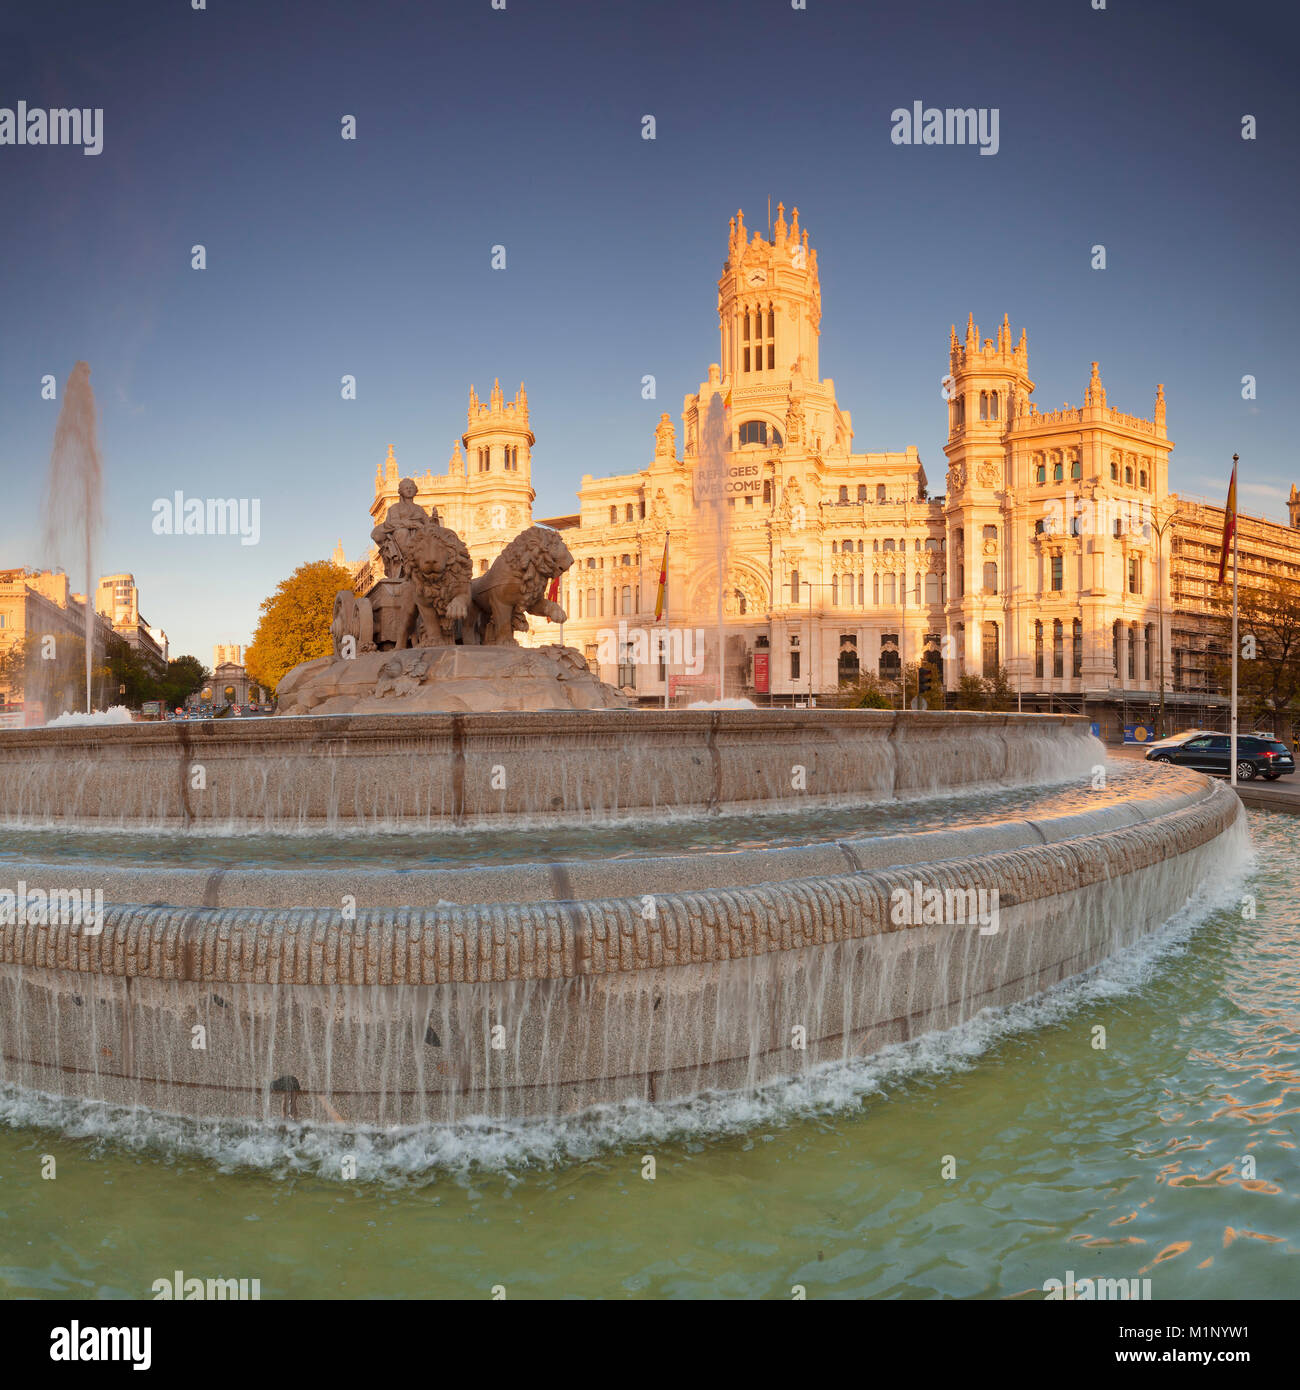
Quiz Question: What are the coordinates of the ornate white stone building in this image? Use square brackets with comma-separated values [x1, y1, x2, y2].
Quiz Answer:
[352, 207, 1300, 721]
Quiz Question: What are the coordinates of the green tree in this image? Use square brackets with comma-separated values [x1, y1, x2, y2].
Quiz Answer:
[159, 655, 209, 711]
[952, 673, 989, 711]
[245, 560, 352, 695]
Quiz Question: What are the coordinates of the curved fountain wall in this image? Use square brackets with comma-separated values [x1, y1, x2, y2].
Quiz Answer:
[0, 709, 1100, 827]
[0, 711, 1246, 1127]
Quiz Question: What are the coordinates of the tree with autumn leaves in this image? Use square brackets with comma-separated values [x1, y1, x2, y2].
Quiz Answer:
[244, 560, 353, 696]
[1213, 573, 1300, 741]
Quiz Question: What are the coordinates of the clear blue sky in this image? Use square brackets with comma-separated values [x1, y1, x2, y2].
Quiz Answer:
[1, 0, 1296, 661]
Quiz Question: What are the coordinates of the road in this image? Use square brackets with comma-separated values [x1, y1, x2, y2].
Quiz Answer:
[1106, 741, 1300, 814]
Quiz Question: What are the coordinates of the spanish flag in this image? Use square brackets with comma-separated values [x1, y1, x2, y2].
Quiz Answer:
[654, 533, 669, 620]
[546, 574, 560, 603]
[722, 387, 732, 413]
[1217, 456, 1238, 585]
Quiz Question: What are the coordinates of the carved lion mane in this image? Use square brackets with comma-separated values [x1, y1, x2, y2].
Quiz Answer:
[409, 525, 472, 614]
[395, 523, 473, 646]
[469, 525, 573, 645]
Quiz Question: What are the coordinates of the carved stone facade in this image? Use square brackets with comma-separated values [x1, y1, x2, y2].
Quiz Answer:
[347, 209, 1300, 708]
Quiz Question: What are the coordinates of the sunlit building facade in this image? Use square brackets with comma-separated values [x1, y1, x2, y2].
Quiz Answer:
[353, 208, 1300, 722]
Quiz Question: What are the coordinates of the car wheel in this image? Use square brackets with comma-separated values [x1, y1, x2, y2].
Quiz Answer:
[1236, 761, 1256, 782]
[1154, 754, 1173, 763]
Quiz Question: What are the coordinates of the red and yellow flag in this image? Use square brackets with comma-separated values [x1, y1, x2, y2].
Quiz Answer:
[722, 387, 732, 413]
[546, 575, 560, 603]
[654, 534, 669, 620]
[1217, 456, 1238, 584]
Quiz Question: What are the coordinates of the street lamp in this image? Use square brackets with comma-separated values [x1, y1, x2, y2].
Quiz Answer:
[1149, 501, 1180, 740]
[791, 579, 814, 704]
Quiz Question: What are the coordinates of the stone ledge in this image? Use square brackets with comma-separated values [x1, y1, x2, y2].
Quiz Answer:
[0, 778, 1242, 985]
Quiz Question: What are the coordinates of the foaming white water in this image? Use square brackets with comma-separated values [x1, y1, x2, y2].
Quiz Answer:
[0, 816, 1253, 1184]
[45, 705, 134, 728]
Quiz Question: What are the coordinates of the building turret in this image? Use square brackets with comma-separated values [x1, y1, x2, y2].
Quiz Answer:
[945, 314, 1033, 445]
[1290, 482, 1300, 530]
[718, 203, 822, 386]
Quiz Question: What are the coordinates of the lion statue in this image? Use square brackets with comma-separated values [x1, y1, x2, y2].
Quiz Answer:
[466, 526, 573, 645]
[393, 523, 473, 649]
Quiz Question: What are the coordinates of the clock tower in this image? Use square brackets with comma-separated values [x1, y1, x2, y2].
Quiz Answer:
[718, 204, 822, 386]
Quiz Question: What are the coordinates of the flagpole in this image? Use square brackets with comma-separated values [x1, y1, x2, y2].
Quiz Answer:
[1230, 454, 1239, 787]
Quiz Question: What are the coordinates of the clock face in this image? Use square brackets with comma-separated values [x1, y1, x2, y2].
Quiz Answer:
[746, 268, 767, 287]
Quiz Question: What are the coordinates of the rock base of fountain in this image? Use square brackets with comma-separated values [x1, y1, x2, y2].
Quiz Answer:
[275, 643, 628, 715]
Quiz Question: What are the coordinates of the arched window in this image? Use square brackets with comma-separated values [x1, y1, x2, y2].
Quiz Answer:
[872, 573, 880, 604]
[1111, 461, 1119, 480]
[1053, 459, 1064, 482]
[876, 483, 886, 501]
[857, 485, 867, 501]
[914, 573, 921, 604]
[587, 588, 597, 617]
[1139, 469, 1148, 489]
[883, 538, 895, 553]
[1035, 518, 1046, 535]
[609, 506, 617, 524]
[925, 573, 940, 604]
[1073, 620, 1083, 676]
[839, 486, 849, 503]
[940, 573, 947, 602]
[1053, 619, 1064, 677]
[979, 391, 989, 420]
[858, 573, 865, 605]
[956, 396, 965, 427]
[1125, 465, 1134, 485]
[625, 504, 634, 522]
[1034, 621, 1044, 678]
[883, 573, 896, 605]
[1128, 625, 1137, 678]
[989, 391, 999, 421]
[831, 575, 839, 604]
[1113, 620, 1122, 676]
[1035, 461, 1046, 484]
[1070, 457, 1081, 479]
[1144, 623, 1153, 680]
[982, 621, 1000, 677]
[762, 479, 772, 504]
[983, 561, 998, 594]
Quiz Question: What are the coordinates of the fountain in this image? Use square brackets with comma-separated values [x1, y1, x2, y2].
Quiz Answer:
[38, 362, 103, 717]
[0, 485, 1247, 1129]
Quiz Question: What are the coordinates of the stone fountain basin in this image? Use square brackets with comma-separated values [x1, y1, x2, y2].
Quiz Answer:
[0, 708, 1101, 827]
[0, 758, 1245, 1127]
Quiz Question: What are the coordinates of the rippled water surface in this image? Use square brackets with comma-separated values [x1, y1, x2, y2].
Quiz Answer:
[0, 809, 1293, 1299]
[0, 762, 1159, 868]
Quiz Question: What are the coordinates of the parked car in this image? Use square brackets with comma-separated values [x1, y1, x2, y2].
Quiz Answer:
[1146, 733, 1296, 781]
[1142, 728, 1215, 752]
